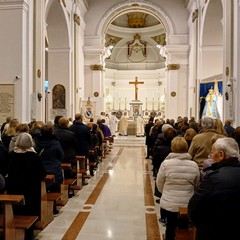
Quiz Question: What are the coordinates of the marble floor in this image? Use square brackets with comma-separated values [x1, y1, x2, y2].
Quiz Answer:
[36, 136, 165, 240]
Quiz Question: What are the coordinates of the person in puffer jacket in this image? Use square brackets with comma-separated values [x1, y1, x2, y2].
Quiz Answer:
[156, 136, 200, 240]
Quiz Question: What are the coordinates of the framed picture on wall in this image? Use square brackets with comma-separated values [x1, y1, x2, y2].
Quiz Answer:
[0, 84, 14, 124]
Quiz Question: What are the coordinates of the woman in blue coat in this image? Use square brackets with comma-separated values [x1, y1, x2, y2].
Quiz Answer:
[35, 124, 64, 193]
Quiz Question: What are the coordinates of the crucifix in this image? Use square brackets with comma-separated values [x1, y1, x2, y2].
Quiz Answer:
[129, 77, 144, 100]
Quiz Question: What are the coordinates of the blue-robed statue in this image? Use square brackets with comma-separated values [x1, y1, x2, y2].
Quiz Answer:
[202, 88, 220, 119]
[200, 81, 222, 119]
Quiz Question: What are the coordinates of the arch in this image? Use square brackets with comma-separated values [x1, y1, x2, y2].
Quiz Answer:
[200, 0, 223, 46]
[45, 0, 70, 48]
[97, 1, 174, 44]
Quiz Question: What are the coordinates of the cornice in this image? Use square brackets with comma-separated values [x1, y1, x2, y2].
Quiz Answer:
[167, 64, 180, 71]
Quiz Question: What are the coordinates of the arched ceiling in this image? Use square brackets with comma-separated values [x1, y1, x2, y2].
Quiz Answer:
[111, 12, 160, 28]
[105, 11, 166, 70]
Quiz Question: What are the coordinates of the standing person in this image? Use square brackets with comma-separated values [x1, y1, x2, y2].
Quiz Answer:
[188, 116, 218, 170]
[136, 115, 144, 137]
[53, 115, 63, 129]
[29, 120, 45, 146]
[0, 139, 8, 179]
[119, 112, 128, 136]
[9, 123, 30, 152]
[224, 119, 235, 137]
[35, 124, 64, 215]
[54, 117, 78, 178]
[156, 137, 200, 240]
[188, 137, 240, 240]
[89, 123, 100, 176]
[1, 118, 20, 151]
[109, 112, 118, 137]
[101, 119, 111, 137]
[144, 117, 154, 159]
[105, 113, 110, 126]
[69, 113, 92, 157]
[0, 116, 12, 135]
[184, 128, 197, 149]
[7, 132, 46, 239]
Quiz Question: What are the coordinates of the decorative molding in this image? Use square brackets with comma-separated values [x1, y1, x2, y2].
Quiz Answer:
[167, 64, 180, 70]
[94, 92, 99, 97]
[225, 67, 229, 77]
[90, 64, 103, 71]
[151, 33, 166, 45]
[127, 12, 146, 28]
[37, 69, 41, 78]
[192, 9, 198, 23]
[105, 34, 122, 47]
[74, 14, 80, 26]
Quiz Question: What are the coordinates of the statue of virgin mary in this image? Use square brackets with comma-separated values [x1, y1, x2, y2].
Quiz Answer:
[202, 88, 220, 119]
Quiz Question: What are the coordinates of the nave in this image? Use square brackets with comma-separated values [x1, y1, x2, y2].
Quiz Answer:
[36, 136, 163, 240]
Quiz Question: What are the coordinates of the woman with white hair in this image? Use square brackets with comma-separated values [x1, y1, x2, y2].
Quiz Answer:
[7, 132, 46, 239]
[188, 137, 240, 240]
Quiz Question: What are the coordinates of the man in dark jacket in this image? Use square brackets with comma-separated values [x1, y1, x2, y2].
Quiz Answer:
[188, 137, 240, 240]
[54, 117, 78, 178]
[69, 113, 92, 157]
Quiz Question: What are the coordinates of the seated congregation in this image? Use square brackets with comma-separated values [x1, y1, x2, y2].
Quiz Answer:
[0, 113, 113, 240]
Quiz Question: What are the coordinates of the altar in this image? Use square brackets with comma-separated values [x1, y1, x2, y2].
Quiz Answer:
[129, 100, 143, 120]
[127, 120, 137, 135]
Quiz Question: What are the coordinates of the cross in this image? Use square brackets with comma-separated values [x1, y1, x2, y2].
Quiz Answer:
[129, 77, 144, 100]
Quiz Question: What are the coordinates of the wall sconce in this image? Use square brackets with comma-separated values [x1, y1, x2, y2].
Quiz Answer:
[37, 93, 42, 102]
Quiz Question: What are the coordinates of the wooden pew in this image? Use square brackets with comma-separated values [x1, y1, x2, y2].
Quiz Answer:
[76, 156, 89, 186]
[109, 136, 114, 150]
[61, 163, 82, 199]
[175, 207, 196, 240]
[88, 149, 98, 176]
[102, 139, 107, 158]
[0, 194, 38, 240]
[35, 175, 61, 229]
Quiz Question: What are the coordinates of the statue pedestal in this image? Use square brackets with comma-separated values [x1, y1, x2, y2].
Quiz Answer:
[129, 100, 143, 120]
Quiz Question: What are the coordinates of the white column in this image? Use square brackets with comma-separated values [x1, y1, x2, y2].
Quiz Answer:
[232, 1, 240, 126]
[33, 0, 45, 121]
[166, 68, 179, 119]
[0, 0, 34, 122]
[222, 0, 233, 122]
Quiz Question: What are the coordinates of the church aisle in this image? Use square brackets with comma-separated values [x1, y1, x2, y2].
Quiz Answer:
[36, 144, 162, 240]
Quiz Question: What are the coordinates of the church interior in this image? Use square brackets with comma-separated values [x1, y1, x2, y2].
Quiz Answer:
[0, 0, 240, 239]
